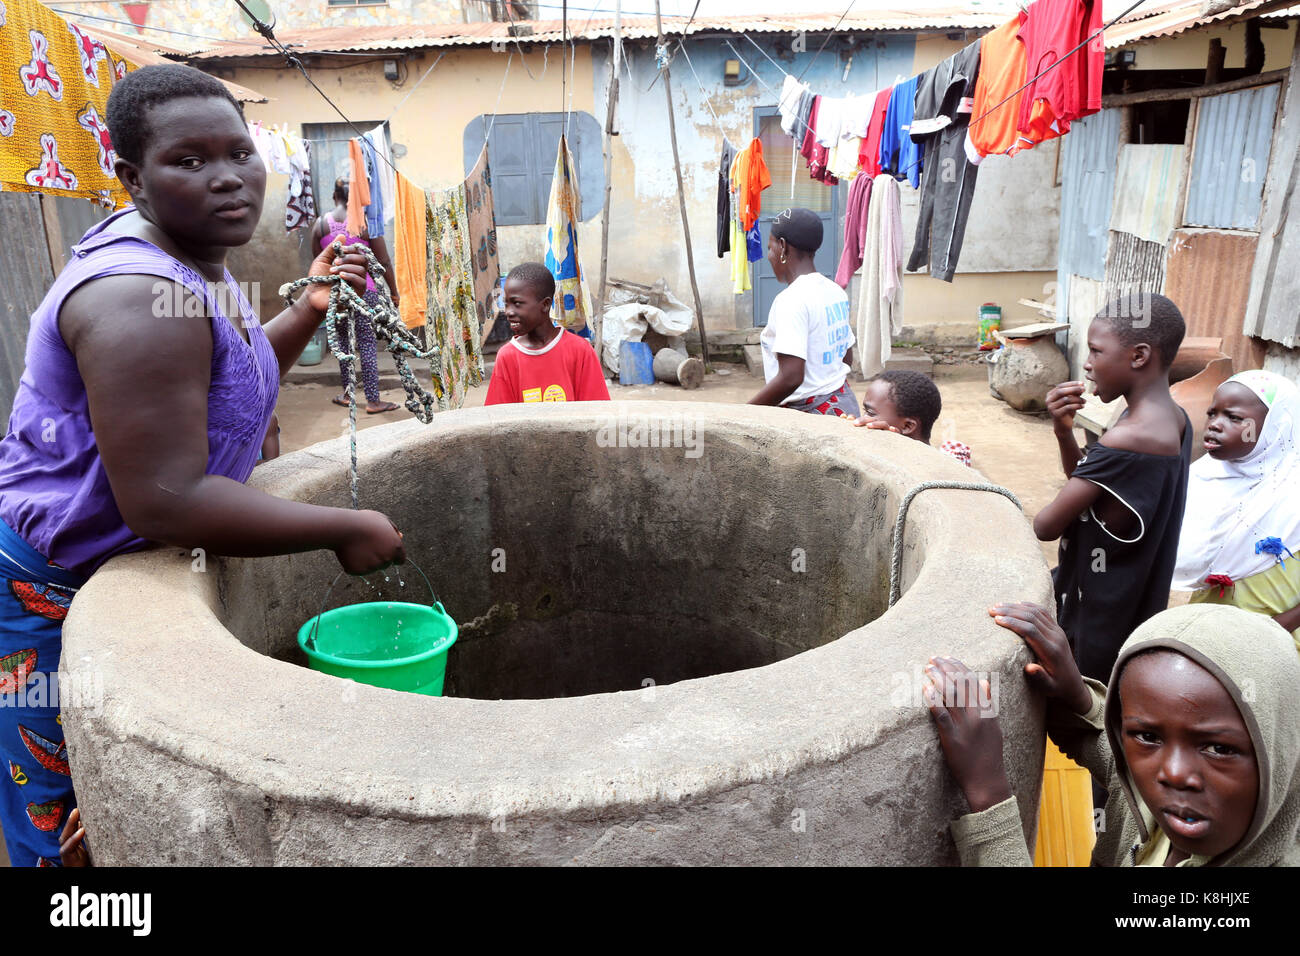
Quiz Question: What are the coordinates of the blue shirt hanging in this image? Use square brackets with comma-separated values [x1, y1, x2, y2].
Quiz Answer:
[879, 75, 924, 189]
[360, 134, 386, 239]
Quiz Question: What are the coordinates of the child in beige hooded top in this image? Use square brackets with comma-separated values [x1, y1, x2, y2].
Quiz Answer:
[926, 602, 1300, 866]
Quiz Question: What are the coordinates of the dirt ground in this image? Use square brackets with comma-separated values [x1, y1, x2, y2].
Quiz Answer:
[274, 362, 1065, 565]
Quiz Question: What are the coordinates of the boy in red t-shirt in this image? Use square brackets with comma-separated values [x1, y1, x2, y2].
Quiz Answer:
[484, 263, 610, 405]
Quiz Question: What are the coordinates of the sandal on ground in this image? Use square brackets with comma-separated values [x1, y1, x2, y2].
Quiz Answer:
[331, 394, 351, 408]
[366, 401, 401, 414]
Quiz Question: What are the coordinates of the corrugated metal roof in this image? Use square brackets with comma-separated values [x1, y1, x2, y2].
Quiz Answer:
[1185, 82, 1280, 228]
[1058, 108, 1122, 281]
[1104, 0, 1300, 50]
[81, 23, 270, 101]
[186, 11, 1008, 60]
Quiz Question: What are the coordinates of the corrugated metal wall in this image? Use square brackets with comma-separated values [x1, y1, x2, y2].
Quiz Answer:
[0, 193, 55, 422]
[1165, 228, 1266, 373]
[1104, 230, 1167, 304]
[1185, 84, 1281, 230]
[1057, 109, 1122, 282]
[1245, 34, 1300, 349]
[1110, 144, 1186, 245]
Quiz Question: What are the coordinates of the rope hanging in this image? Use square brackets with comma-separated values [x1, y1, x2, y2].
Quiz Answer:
[280, 241, 439, 509]
[888, 480, 1024, 607]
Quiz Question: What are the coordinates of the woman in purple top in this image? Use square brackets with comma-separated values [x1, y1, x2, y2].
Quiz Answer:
[309, 178, 400, 414]
[0, 65, 405, 866]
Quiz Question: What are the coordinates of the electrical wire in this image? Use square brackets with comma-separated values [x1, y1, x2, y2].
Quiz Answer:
[891, 0, 1149, 181]
[797, 0, 857, 82]
[223, 0, 406, 181]
[676, 38, 725, 135]
[384, 52, 444, 122]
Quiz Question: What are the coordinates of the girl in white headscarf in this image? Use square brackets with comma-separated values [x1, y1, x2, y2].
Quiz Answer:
[1173, 369, 1300, 643]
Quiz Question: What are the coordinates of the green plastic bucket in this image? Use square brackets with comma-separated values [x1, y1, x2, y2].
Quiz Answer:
[297, 565, 457, 696]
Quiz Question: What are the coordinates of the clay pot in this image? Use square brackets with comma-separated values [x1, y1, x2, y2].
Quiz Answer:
[987, 336, 1069, 412]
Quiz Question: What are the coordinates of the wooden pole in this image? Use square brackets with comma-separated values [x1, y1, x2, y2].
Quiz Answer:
[595, 0, 621, 365]
[655, 0, 711, 368]
[1101, 68, 1286, 107]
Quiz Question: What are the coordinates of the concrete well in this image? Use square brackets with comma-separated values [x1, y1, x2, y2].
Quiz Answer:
[62, 402, 1051, 865]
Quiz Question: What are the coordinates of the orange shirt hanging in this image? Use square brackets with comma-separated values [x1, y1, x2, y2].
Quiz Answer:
[731, 138, 771, 232]
[966, 16, 1061, 161]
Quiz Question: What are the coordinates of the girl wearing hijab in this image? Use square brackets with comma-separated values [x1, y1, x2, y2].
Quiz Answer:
[747, 207, 859, 417]
[1173, 370, 1300, 644]
[927, 601, 1300, 866]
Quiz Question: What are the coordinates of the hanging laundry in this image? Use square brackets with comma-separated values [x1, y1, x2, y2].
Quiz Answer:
[463, 146, 500, 347]
[907, 42, 981, 282]
[879, 76, 923, 189]
[285, 140, 316, 232]
[794, 89, 815, 143]
[425, 180, 484, 410]
[857, 87, 892, 179]
[345, 138, 370, 236]
[544, 134, 593, 332]
[731, 137, 771, 233]
[729, 219, 752, 294]
[841, 93, 877, 141]
[814, 97, 845, 148]
[746, 221, 763, 263]
[834, 173, 873, 288]
[800, 97, 837, 185]
[1016, 0, 1103, 136]
[0, 0, 136, 207]
[827, 133, 861, 182]
[965, 16, 1061, 163]
[248, 121, 277, 174]
[778, 74, 809, 136]
[365, 124, 398, 217]
[717, 139, 737, 258]
[394, 171, 427, 330]
[856, 174, 904, 378]
[359, 134, 386, 239]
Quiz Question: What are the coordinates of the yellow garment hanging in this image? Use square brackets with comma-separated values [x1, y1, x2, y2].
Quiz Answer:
[0, 0, 135, 207]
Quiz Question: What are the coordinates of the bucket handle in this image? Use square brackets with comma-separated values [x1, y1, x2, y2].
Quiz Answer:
[305, 559, 441, 651]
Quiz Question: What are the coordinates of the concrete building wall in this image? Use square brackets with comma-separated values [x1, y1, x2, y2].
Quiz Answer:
[74, 0, 476, 43]
[221, 31, 1058, 335]
[1115, 19, 1297, 72]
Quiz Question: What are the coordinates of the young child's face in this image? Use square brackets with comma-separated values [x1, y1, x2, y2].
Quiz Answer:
[1203, 382, 1268, 461]
[1118, 650, 1258, 860]
[861, 380, 923, 441]
[503, 277, 552, 338]
[1082, 320, 1134, 403]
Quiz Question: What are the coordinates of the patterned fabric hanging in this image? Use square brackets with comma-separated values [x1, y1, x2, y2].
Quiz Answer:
[424, 181, 484, 410]
[0, 0, 134, 207]
[464, 146, 500, 347]
[544, 134, 592, 332]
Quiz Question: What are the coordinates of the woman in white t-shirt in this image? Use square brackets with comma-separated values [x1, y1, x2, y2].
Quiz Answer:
[747, 207, 859, 417]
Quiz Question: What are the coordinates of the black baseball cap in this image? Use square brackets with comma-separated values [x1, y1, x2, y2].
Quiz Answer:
[769, 207, 823, 253]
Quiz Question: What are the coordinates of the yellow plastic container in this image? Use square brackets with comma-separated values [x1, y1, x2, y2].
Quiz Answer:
[1034, 740, 1096, 866]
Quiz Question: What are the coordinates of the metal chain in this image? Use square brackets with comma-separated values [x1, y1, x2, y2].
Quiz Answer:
[280, 241, 439, 509]
[888, 481, 1024, 607]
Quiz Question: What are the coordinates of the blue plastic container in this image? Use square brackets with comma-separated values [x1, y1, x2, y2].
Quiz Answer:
[619, 341, 655, 386]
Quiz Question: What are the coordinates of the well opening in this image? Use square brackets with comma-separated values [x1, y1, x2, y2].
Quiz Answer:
[221, 410, 899, 700]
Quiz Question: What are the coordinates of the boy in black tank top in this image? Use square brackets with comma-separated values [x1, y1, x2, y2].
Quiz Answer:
[1035, 295, 1192, 683]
